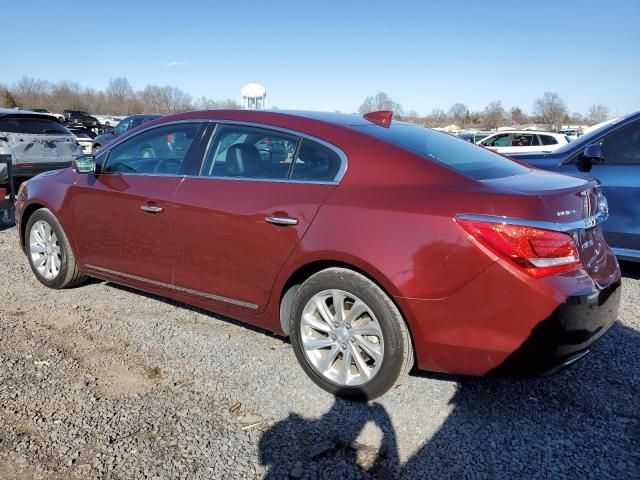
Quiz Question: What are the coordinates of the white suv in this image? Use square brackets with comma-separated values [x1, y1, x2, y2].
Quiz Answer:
[477, 131, 569, 154]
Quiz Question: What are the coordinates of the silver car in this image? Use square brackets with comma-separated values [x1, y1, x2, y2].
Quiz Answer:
[0, 109, 82, 185]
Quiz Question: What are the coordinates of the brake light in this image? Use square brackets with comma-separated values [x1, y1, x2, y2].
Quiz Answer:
[456, 218, 581, 278]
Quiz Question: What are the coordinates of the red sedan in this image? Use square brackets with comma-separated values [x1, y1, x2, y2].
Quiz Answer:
[15, 110, 621, 399]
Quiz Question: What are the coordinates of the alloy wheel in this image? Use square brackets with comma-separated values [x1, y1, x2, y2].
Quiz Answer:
[29, 220, 62, 280]
[300, 289, 384, 386]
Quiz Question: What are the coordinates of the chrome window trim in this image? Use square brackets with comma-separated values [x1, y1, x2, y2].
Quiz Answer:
[97, 118, 348, 184]
[455, 210, 609, 233]
[84, 264, 259, 310]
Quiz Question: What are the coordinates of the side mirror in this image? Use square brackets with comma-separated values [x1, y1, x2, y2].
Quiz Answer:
[73, 155, 96, 174]
[583, 143, 604, 163]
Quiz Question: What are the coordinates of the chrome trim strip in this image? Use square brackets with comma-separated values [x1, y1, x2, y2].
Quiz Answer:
[97, 117, 348, 184]
[84, 264, 259, 310]
[455, 210, 609, 233]
[140, 205, 164, 213]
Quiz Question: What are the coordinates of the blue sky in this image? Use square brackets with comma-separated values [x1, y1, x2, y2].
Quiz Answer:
[6, 0, 640, 115]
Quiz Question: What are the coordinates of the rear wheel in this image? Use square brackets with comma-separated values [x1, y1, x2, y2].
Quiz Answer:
[25, 209, 87, 289]
[290, 268, 413, 400]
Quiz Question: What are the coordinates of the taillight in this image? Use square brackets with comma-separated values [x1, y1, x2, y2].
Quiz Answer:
[456, 218, 581, 278]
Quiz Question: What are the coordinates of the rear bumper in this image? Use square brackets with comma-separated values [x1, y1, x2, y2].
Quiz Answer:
[399, 254, 621, 376]
[489, 279, 621, 376]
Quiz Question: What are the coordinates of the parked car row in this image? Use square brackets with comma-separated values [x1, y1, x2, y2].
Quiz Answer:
[14, 108, 629, 400]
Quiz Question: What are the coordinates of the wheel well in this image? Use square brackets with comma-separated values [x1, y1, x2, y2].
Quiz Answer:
[278, 260, 407, 338]
[20, 203, 46, 248]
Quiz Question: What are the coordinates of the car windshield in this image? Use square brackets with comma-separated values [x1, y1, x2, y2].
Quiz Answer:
[0, 117, 70, 135]
[553, 117, 625, 154]
[352, 122, 530, 180]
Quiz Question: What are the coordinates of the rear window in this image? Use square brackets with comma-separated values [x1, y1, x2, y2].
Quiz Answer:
[0, 117, 70, 135]
[352, 123, 530, 180]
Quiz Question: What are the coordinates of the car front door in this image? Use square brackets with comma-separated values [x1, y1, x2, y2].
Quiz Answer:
[557, 119, 640, 254]
[71, 122, 207, 283]
[169, 123, 344, 315]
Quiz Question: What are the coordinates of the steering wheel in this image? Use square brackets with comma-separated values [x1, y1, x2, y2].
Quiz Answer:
[153, 158, 182, 174]
[140, 146, 156, 159]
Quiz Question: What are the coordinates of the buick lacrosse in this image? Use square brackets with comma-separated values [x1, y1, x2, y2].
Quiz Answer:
[16, 110, 621, 399]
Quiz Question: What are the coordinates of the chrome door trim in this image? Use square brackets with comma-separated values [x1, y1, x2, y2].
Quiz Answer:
[265, 216, 298, 226]
[84, 264, 259, 310]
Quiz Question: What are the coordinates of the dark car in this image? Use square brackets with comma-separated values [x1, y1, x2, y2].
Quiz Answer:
[92, 114, 163, 153]
[63, 110, 99, 128]
[508, 111, 640, 262]
[15, 110, 620, 400]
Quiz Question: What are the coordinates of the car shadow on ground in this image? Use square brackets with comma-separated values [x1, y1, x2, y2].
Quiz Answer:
[259, 323, 640, 479]
[620, 260, 640, 280]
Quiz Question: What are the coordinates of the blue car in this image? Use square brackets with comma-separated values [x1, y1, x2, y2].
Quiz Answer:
[509, 112, 640, 261]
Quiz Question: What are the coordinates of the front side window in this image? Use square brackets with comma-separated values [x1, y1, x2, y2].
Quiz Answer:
[103, 123, 202, 175]
[202, 125, 299, 180]
[601, 120, 640, 164]
[291, 139, 342, 182]
[483, 134, 510, 147]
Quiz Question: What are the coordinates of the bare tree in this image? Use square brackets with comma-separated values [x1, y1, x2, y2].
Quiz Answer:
[106, 77, 135, 115]
[12, 76, 51, 109]
[482, 101, 506, 129]
[510, 107, 527, 125]
[533, 92, 567, 130]
[588, 104, 610, 124]
[0, 88, 18, 108]
[448, 103, 468, 125]
[358, 92, 403, 117]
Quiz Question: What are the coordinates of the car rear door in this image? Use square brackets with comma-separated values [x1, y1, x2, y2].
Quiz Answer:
[169, 123, 344, 314]
[71, 121, 208, 284]
[556, 119, 640, 254]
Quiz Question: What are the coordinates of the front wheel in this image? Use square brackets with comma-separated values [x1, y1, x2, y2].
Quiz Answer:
[25, 208, 87, 289]
[290, 268, 413, 400]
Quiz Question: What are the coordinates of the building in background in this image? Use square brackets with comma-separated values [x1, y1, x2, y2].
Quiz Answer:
[241, 83, 267, 109]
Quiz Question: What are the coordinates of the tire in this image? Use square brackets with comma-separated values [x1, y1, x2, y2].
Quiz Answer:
[25, 208, 87, 289]
[289, 268, 413, 401]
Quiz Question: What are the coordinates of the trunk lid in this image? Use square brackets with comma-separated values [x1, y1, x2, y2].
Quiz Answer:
[483, 169, 612, 283]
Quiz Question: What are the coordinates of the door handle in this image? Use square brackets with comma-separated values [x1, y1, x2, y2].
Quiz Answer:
[140, 205, 164, 213]
[265, 216, 298, 226]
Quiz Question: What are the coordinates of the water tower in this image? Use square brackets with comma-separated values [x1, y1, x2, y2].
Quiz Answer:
[241, 83, 267, 109]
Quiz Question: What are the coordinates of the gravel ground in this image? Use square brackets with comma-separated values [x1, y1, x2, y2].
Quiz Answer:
[0, 223, 638, 479]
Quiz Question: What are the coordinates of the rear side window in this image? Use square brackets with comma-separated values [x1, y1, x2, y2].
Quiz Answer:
[0, 117, 70, 135]
[290, 140, 342, 182]
[202, 125, 299, 180]
[353, 123, 530, 180]
[540, 135, 558, 145]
